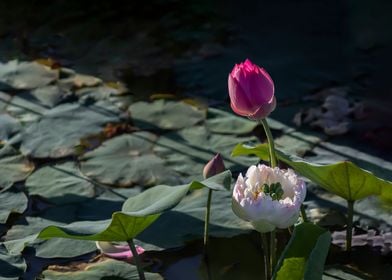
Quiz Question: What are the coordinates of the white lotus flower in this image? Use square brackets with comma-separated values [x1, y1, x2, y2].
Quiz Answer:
[232, 164, 306, 233]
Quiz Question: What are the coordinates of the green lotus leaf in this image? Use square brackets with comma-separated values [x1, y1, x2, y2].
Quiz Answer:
[121, 170, 232, 215]
[0, 145, 34, 191]
[0, 190, 28, 224]
[80, 132, 180, 187]
[20, 101, 122, 158]
[0, 245, 26, 280]
[0, 114, 21, 142]
[38, 213, 160, 242]
[3, 215, 97, 258]
[25, 162, 97, 205]
[42, 258, 162, 280]
[37, 171, 231, 243]
[232, 143, 392, 201]
[274, 222, 331, 280]
[0, 60, 58, 90]
[129, 100, 205, 130]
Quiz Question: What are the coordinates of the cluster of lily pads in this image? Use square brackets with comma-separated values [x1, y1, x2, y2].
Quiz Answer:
[0, 59, 391, 280]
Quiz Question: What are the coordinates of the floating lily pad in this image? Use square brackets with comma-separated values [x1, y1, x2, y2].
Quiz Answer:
[154, 126, 258, 180]
[0, 114, 21, 142]
[25, 162, 98, 205]
[129, 100, 206, 130]
[0, 60, 58, 90]
[42, 258, 162, 280]
[0, 190, 28, 223]
[206, 107, 257, 134]
[0, 145, 34, 190]
[3, 216, 97, 258]
[274, 129, 324, 156]
[0, 245, 26, 280]
[0, 91, 12, 112]
[4, 92, 49, 123]
[80, 132, 180, 187]
[3, 85, 68, 123]
[20, 101, 122, 158]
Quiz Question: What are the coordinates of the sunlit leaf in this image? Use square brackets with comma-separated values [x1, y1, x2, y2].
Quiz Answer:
[37, 171, 231, 243]
[232, 144, 392, 201]
[274, 222, 331, 280]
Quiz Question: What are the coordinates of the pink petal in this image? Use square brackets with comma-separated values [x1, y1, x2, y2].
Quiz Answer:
[228, 74, 254, 116]
[248, 96, 277, 120]
[96, 241, 145, 260]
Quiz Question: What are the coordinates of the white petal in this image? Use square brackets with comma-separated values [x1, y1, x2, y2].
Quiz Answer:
[245, 165, 260, 187]
[232, 197, 251, 221]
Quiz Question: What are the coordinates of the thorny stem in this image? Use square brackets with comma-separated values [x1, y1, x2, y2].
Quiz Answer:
[127, 239, 145, 280]
[346, 200, 355, 252]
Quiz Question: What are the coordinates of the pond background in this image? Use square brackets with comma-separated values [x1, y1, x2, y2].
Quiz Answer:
[1, 0, 392, 279]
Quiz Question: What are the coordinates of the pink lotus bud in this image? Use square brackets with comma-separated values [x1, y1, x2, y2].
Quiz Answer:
[228, 59, 276, 120]
[203, 153, 226, 179]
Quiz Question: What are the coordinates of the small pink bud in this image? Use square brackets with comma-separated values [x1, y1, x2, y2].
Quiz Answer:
[228, 59, 276, 120]
[203, 153, 226, 179]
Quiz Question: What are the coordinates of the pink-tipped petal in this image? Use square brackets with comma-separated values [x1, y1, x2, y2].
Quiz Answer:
[96, 241, 145, 260]
[228, 75, 254, 116]
[248, 96, 276, 120]
[228, 59, 276, 120]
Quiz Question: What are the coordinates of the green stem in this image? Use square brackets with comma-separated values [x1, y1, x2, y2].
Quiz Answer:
[204, 189, 213, 248]
[260, 118, 278, 279]
[300, 205, 308, 223]
[127, 239, 145, 280]
[270, 230, 276, 275]
[261, 233, 271, 279]
[203, 189, 213, 280]
[346, 200, 355, 251]
[260, 119, 277, 168]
